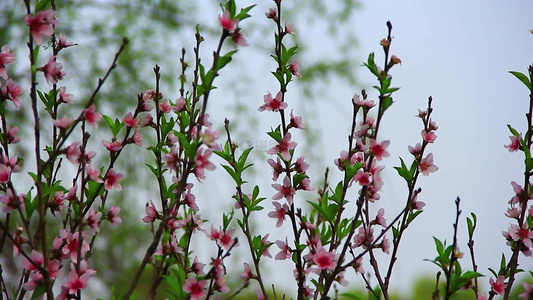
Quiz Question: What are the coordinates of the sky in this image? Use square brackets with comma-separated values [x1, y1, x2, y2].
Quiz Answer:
[196, 0, 533, 296]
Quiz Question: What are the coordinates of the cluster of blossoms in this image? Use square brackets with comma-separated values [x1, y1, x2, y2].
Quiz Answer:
[218, 10, 248, 48]
[0, 7, 129, 299]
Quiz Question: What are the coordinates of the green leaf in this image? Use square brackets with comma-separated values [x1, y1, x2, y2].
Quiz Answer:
[506, 124, 520, 137]
[345, 162, 363, 181]
[394, 157, 412, 183]
[267, 126, 282, 142]
[102, 115, 124, 138]
[407, 210, 423, 224]
[161, 117, 175, 140]
[222, 209, 234, 229]
[460, 271, 483, 281]
[467, 212, 477, 240]
[307, 201, 334, 223]
[235, 4, 256, 21]
[31, 285, 46, 300]
[329, 182, 344, 205]
[433, 237, 444, 255]
[381, 95, 393, 112]
[236, 147, 253, 172]
[509, 71, 531, 91]
[363, 52, 379, 77]
[221, 164, 240, 185]
[217, 50, 237, 70]
[35, 0, 51, 12]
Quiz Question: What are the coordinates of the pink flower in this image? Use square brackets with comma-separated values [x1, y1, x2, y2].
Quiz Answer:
[509, 181, 533, 204]
[56, 34, 75, 51]
[218, 228, 236, 250]
[268, 201, 289, 227]
[0, 165, 11, 183]
[23, 272, 43, 291]
[155, 236, 183, 256]
[81, 105, 101, 127]
[106, 206, 122, 225]
[289, 60, 301, 77]
[0, 45, 16, 79]
[505, 207, 521, 219]
[182, 184, 198, 211]
[183, 278, 207, 300]
[272, 176, 296, 205]
[297, 177, 314, 191]
[241, 262, 253, 284]
[519, 282, 533, 300]
[65, 142, 81, 163]
[489, 276, 506, 295]
[52, 115, 74, 129]
[265, 8, 277, 19]
[193, 148, 216, 181]
[132, 128, 143, 146]
[294, 156, 309, 173]
[369, 139, 390, 160]
[408, 143, 422, 157]
[418, 153, 438, 176]
[422, 130, 437, 143]
[25, 10, 58, 45]
[218, 11, 238, 31]
[4, 123, 20, 144]
[353, 257, 365, 273]
[102, 139, 123, 152]
[374, 208, 387, 227]
[267, 157, 284, 181]
[258, 91, 287, 112]
[63, 260, 96, 295]
[505, 135, 521, 152]
[409, 193, 426, 210]
[0, 189, 24, 213]
[506, 223, 533, 249]
[353, 226, 374, 248]
[261, 234, 272, 258]
[174, 96, 186, 112]
[285, 22, 296, 34]
[85, 209, 102, 233]
[381, 236, 391, 254]
[191, 256, 205, 275]
[1, 155, 21, 173]
[289, 110, 304, 129]
[201, 128, 220, 150]
[142, 200, 159, 223]
[104, 168, 123, 191]
[53, 229, 90, 261]
[159, 100, 172, 113]
[58, 86, 74, 104]
[352, 93, 376, 108]
[312, 247, 337, 271]
[275, 238, 291, 260]
[38, 56, 65, 84]
[267, 132, 297, 161]
[232, 28, 248, 48]
[208, 225, 221, 241]
[21, 250, 43, 272]
[2, 78, 24, 107]
[211, 258, 230, 293]
[353, 170, 371, 186]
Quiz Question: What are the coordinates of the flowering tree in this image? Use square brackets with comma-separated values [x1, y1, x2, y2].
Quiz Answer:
[0, 0, 532, 299]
